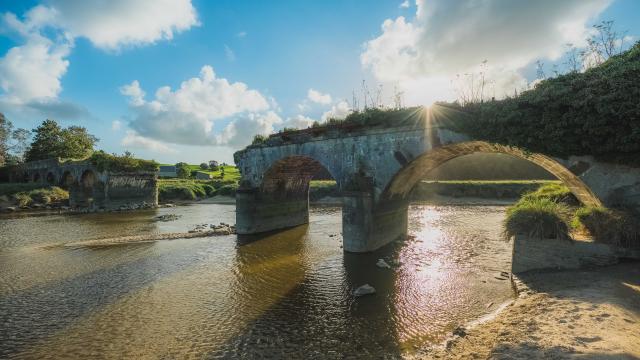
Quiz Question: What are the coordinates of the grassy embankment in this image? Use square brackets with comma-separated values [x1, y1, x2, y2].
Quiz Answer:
[0, 183, 69, 208]
[504, 183, 640, 249]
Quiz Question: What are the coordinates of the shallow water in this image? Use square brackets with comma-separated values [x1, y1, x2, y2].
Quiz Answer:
[0, 203, 514, 359]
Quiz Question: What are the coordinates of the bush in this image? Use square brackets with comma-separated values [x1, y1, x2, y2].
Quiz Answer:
[175, 162, 191, 179]
[202, 184, 216, 196]
[252, 134, 268, 145]
[521, 183, 578, 205]
[89, 151, 158, 172]
[444, 42, 640, 165]
[200, 163, 209, 170]
[216, 183, 238, 197]
[14, 193, 32, 207]
[504, 198, 571, 240]
[573, 206, 640, 249]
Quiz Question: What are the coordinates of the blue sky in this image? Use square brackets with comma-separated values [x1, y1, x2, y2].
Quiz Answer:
[1, 0, 639, 164]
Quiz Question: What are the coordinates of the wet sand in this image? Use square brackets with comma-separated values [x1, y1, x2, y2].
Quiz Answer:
[424, 262, 640, 359]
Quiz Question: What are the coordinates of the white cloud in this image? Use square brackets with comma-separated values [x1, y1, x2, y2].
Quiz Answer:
[122, 130, 175, 153]
[123, 65, 278, 148]
[321, 101, 351, 122]
[400, 1, 410, 9]
[120, 80, 146, 106]
[0, 30, 71, 104]
[35, 0, 198, 50]
[236, 31, 247, 38]
[307, 88, 332, 105]
[362, 0, 612, 104]
[282, 115, 316, 129]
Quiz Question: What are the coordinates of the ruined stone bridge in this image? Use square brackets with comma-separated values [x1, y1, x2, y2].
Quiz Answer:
[8, 158, 158, 210]
[234, 122, 640, 253]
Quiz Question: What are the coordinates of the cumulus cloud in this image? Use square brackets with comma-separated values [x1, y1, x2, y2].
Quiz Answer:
[282, 115, 316, 129]
[361, 0, 612, 104]
[0, 0, 198, 118]
[321, 100, 351, 122]
[121, 130, 175, 153]
[400, 1, 410, 9]
[35, 0, 198, 50]
[122, 65, 279, 148]
[307, 88, 332, 105]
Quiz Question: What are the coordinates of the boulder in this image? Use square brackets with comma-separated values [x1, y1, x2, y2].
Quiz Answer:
[353, 284, 376, 297]
[376, 259, 391, 269]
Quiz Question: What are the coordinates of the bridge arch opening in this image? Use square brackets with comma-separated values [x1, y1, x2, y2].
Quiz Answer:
[381, 141, 602, 207]
[236, 155, 337, 235]
[46, 172, 55, 184]
[77, 170, 100, 208]
[32, 173, 41, 183]
[60, 171, 74, 189]
[260, 155, 337, 201]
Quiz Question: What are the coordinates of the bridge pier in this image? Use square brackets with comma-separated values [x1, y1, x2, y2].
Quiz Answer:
[236, 187, 310, 234]
[343, 192, 408, 252]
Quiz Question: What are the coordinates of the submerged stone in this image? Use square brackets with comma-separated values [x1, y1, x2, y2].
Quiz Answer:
[353, 284, 376, 297]
[376, 258, 391, 269]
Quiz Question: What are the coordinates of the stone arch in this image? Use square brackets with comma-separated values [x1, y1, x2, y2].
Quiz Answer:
[381, 141, 602, 207]
[77, 169, 99, 207]
[260, 155, 338, 200]
[60, 171, 74, 189]
[46, 172, 55, 184]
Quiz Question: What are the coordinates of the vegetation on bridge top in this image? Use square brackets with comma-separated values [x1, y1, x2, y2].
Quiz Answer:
[444, 41, 640, 164]
[89, 151, 159, 172]
[250, 41, 639, 167]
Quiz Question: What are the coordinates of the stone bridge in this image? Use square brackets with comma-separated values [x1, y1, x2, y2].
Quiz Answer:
[8, 158, 158, 210]
[234, 119, 640, 253]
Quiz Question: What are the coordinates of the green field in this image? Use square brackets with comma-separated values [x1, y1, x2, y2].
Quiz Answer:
[160, 164, 241, 181]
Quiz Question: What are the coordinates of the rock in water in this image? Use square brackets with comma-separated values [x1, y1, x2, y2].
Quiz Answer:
[376, 258, 391, 269]
[353, 284, 376, 297]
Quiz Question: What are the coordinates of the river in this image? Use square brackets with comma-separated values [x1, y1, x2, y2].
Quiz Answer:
[0, 202, 514, 359]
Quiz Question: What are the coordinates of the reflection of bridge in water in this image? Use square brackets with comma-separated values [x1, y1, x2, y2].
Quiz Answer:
[8, 158, 158, 210]
[234, 111, 640, 252]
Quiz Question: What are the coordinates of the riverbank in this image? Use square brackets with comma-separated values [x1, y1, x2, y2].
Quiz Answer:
[423, 262, 640, 359]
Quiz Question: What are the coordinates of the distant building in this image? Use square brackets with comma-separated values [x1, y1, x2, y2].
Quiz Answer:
[195, 171, 212, 180]
[209, 160, 219, 168]
[159, 165, 177, 178]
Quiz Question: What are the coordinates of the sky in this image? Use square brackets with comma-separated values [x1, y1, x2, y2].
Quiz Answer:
[0, 0, 639, 164]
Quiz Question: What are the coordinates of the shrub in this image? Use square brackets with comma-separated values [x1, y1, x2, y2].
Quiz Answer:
[504, 198, 571, 240]
[573, 206, 640, 249]
[202, 184, 216, 196]
[175, 162, 191, 178]
[252, 134, 268, 145]
[521, 183, 578, 205]
[199, 163, 209, 170]
[13, 193, 32, 207]
[89, 151, 158, 172]
[216, 183, 238, 197]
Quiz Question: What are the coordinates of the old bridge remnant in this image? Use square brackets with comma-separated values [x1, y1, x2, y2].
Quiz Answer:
[234, 119, 640, 253]
[9, 158, 158, 210]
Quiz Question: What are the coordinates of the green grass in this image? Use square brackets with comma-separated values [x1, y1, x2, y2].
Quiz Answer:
[159, 164, 241, 181]
[0, 184, 69, 207]
[158, 178, 239, 202]
[573, 206, 640, 249]
[504, 197, 571, 240]
[421, 180, 559, 185]
[521, 182, 578, 205]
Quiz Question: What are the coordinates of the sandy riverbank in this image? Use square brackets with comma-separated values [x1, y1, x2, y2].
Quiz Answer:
[422, 262, 640, 359]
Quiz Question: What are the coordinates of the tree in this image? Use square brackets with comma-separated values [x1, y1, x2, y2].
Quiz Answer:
[0, 113, 30, 166]
[175, 162, 191, 178]
[199, 162, 209, 170]
[25, 119, 98, 162]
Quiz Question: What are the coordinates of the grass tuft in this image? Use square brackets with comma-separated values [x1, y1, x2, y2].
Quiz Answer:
[504, 197, 571, 240]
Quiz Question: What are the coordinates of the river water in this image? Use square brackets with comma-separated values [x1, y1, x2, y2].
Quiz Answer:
[0, 203, 514, 359]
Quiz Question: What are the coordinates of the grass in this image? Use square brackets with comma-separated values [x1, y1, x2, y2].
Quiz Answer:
[421, 180, 559, 185]
[159, 164, 241, 181]
[90, 151, 159, 172]
[521, 182, 578, 205]
[573, 206, 640, 249]
[504, 197, 571, 240]
[158, 178, 239, 202]
[0, 184, 69, 207]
